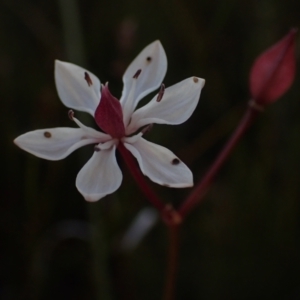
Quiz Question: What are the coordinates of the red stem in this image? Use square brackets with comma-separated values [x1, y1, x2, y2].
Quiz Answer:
[179, 106, 260, 218]
[163, 225, 180, 300]
[117, 142, 166, 212]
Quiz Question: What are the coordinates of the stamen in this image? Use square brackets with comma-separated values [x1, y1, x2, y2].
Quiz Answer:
[84, 72, 93, 86]
[68, 110, 74, 120]
[133, 69, 142, 79]
[146, 56, 152, 62]
[193, 77, 199, 83]
[156, 83, 165, 102]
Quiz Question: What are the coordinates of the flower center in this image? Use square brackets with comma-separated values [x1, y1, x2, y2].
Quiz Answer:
[94, 84, 126, 139]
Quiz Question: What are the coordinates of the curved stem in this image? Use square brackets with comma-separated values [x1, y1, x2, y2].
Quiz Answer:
[163, 225, 180, 300]
[179, 106, 260, 218]
[118, 142, 182, 300]
[117, 142, 166, 212]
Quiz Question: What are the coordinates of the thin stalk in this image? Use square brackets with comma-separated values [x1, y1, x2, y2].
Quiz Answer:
[57, 0, 87, 65]
[117, 142, 166, 212]
[163, 225, 180, 300]
[179, 105, 260, 218]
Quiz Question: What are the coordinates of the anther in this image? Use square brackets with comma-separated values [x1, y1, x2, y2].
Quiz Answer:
[156, 83, 165, 102]
[84, 72, 93, 86]
[68, 110, 74, 120]
[94, 145, 101, 152]
[146, 56, 152, 62]
[133, 69, 142, 79]
[171, 158, 180, 165]
[193, 77, 199, 83]
[44, 131, 51, 138]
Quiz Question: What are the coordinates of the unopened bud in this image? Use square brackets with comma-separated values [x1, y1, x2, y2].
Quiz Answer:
[249, 28, 297, 105]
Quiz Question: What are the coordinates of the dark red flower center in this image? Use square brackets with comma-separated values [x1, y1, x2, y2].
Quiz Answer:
[94, 84, 125, 138]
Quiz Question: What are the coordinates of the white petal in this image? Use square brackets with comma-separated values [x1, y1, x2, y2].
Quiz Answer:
[76, 145, 122, 201]
[120, 41, 167, 125]
[127, 77, 205, 134]
[124, 137, 193, 188]
[14, 128, 100, 160]
[55, 60, 101, 115]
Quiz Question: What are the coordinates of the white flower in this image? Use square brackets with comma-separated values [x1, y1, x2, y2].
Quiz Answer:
[14, 41, 205, 202]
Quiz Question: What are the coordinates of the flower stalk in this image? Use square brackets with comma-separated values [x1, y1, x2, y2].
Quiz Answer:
[179, 28, 297, 218]
[163, 224, 180, 300]
[179, 105, 260, 218]
[117, 142, 166, 212]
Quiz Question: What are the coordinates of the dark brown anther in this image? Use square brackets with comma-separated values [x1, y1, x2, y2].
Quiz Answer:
[68, 110, 74, 120]
[94, 145, 101, 152]
[172, 158, 180, 165]
[133, 69, 142, 79]
[146, 56, 152, 62]
[44, 131, 51, 138]
[84, 72, 93, 86]
[156, 84, 165, 102]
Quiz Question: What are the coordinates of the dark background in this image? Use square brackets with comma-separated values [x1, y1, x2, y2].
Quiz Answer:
[1, 0, 300, 299]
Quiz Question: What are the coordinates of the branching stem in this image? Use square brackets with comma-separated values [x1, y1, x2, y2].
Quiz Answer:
[179, 106, 260, 218]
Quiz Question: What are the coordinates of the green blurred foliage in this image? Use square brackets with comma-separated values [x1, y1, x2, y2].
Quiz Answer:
[1, 0, 300, 299]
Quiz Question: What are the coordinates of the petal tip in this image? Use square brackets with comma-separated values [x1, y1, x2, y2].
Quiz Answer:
[151, 39, 162, 46]
[13, 137, 19, 146]
[54, 59, 64, 68]
[83, 194, 102, 202]
[149, 40, 166, 58]
[192, 77, 205, 88]
[13, 136, 25, 148]
[55, 60, 75, 73]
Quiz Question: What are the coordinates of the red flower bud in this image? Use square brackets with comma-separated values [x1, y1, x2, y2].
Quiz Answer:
[249, 28, 297, 105]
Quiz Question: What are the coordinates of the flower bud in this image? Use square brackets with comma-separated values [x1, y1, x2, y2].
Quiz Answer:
[249, 28, 297, 105]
